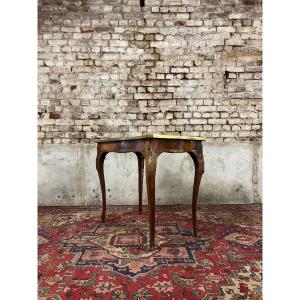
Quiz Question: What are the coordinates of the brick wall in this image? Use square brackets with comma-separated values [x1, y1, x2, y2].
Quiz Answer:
[38, 0, 262, 144]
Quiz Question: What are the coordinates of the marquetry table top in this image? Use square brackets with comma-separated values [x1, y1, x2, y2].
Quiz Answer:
[97, 134, 206, 143]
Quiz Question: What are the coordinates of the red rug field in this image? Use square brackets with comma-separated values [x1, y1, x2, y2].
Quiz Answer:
[38, 204, 262, 299]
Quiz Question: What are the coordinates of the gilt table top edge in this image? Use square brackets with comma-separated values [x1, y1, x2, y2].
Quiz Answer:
[97, 134, 206, 143]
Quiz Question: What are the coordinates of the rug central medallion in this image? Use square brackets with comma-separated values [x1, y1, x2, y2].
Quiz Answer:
[60, 222, 210, 278]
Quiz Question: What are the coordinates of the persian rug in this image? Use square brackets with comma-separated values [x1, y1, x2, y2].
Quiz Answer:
[38, 204, 262, 300]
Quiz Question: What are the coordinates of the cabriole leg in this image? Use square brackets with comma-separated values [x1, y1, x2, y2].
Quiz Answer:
[135, 152, 144, 214]
[96, 152, 107, 222]
[145, 148, 159, 250]
[189, 152, 204, 236]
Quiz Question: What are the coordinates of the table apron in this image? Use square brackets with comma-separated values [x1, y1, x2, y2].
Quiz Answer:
[97, 140, 146, 153]
[97, 139, 203, 155]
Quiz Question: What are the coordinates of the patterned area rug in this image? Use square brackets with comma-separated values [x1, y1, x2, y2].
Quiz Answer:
[38, 204, 262, 300]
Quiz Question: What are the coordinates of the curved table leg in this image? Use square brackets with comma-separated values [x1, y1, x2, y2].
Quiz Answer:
[96, 152, 107, 222]
[189, 152, 205, 236]
[145, 149, 159, 250]
[135, 152, 144, 214]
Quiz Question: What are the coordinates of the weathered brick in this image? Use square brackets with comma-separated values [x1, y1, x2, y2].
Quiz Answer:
[171, 67, 189, 73]
[190, 119, 207, 125]
[134, 93, 153, 100]
[208, 119, 227, 125]
[229, 13, 248, 20]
